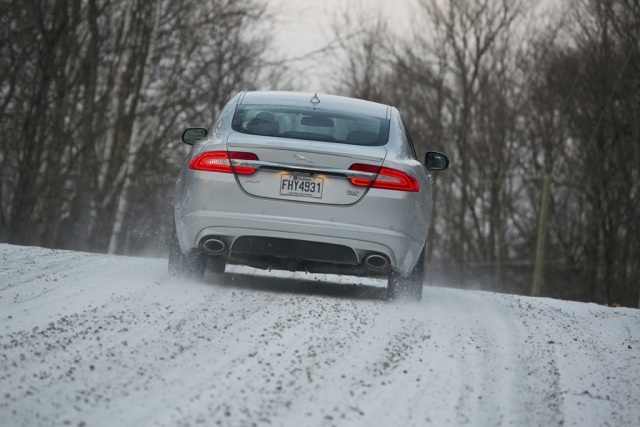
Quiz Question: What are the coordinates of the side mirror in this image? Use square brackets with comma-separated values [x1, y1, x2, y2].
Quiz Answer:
[425, 151, 449, 171]
[181, 127, 208, 145]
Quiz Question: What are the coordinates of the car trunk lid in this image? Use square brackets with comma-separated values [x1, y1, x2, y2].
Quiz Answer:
[226, 132, 386, 205]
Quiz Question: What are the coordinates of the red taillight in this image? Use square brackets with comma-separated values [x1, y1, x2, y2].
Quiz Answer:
[189, 151, 259, 175]
[229, 152, 259, 175]
[349, 164, 419, 192]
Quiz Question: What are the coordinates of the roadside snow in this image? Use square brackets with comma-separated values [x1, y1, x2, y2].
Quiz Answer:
[1, 243, 639, 426]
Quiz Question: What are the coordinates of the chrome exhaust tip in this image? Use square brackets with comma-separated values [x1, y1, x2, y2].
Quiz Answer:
[364, 254, 390, 272]
[201, 238, 226, 255]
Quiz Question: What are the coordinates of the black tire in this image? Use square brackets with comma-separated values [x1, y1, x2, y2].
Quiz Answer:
[387, 247, 425, 301]
[168, 224, 185, 276]
[208, 256, 226, 274]
[168, 224, 207, 280]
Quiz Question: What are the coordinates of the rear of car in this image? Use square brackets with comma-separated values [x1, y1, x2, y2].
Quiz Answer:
[170, 91, 448, 300]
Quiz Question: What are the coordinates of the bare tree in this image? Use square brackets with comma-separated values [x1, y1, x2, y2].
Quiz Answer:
[329, 3, 392, 101]
[330, 0, 640, 306]
[0, 0, 279, 256]
[394, 0, 531, 289]
[537, 0, 640, 305]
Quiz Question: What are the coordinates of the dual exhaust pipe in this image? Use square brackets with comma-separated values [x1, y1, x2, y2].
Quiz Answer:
[364, 254, 390, 272]
[200, 237, 389, 272]
[201, 238, 226, 255]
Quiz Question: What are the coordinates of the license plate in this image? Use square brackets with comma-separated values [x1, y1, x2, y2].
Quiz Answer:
[280, 174, 323, 199]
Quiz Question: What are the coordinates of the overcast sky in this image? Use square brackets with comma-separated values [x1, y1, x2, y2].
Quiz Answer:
[266, 0, 412, 92]
[265, 0, 558, 93]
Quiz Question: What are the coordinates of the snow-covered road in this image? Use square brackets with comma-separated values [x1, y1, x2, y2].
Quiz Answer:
[1, 244, 639, 426]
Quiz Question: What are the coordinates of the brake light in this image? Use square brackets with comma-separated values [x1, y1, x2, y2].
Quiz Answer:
[189, 151, 259, 175]
[349, 164, 419, 192]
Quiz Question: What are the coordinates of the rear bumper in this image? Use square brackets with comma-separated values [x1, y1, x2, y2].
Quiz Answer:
[178, 208, 423, 276]
[175, 173, 430, 276]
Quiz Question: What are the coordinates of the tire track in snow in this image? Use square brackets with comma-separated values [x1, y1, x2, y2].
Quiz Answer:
[413, 288, 564, 426]
[0, 246, 100, 295]
[144, 292, 392, 426]
[1, 246, 167, 335]
[503, 296, 640, 426]
[1, 276, 282, 426]
[2, 244, 638, 427]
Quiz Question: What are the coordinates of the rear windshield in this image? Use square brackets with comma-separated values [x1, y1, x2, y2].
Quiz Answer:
[231, 105, 390, 146]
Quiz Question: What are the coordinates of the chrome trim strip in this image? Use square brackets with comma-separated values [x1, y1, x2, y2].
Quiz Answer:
[231, 159, 377, 179]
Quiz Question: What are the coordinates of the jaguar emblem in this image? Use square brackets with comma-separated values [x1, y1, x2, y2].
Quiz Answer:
[294, 154, 313, 163]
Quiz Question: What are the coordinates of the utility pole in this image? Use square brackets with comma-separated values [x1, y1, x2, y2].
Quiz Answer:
[532, 173, 551, 297]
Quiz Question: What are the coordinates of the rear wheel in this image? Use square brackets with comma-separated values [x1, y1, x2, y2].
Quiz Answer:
[387, 247, 425, 301]
[168, 224, 207, 280]
[208, 256, 226, 274]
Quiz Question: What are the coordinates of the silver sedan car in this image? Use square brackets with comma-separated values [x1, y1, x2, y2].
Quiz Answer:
[169, 91, 448, 300]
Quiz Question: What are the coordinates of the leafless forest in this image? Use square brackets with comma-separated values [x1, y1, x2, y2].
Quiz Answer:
[1, 0, 639, 307]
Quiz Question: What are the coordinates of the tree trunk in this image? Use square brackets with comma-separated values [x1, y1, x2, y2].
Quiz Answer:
[108, 0, 162, 254]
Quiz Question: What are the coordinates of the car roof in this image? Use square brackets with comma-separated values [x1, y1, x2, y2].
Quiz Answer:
[238, 91, 390, 119]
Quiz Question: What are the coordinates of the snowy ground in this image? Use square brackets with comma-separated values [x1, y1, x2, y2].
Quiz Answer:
[0, 244, 639, 427]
